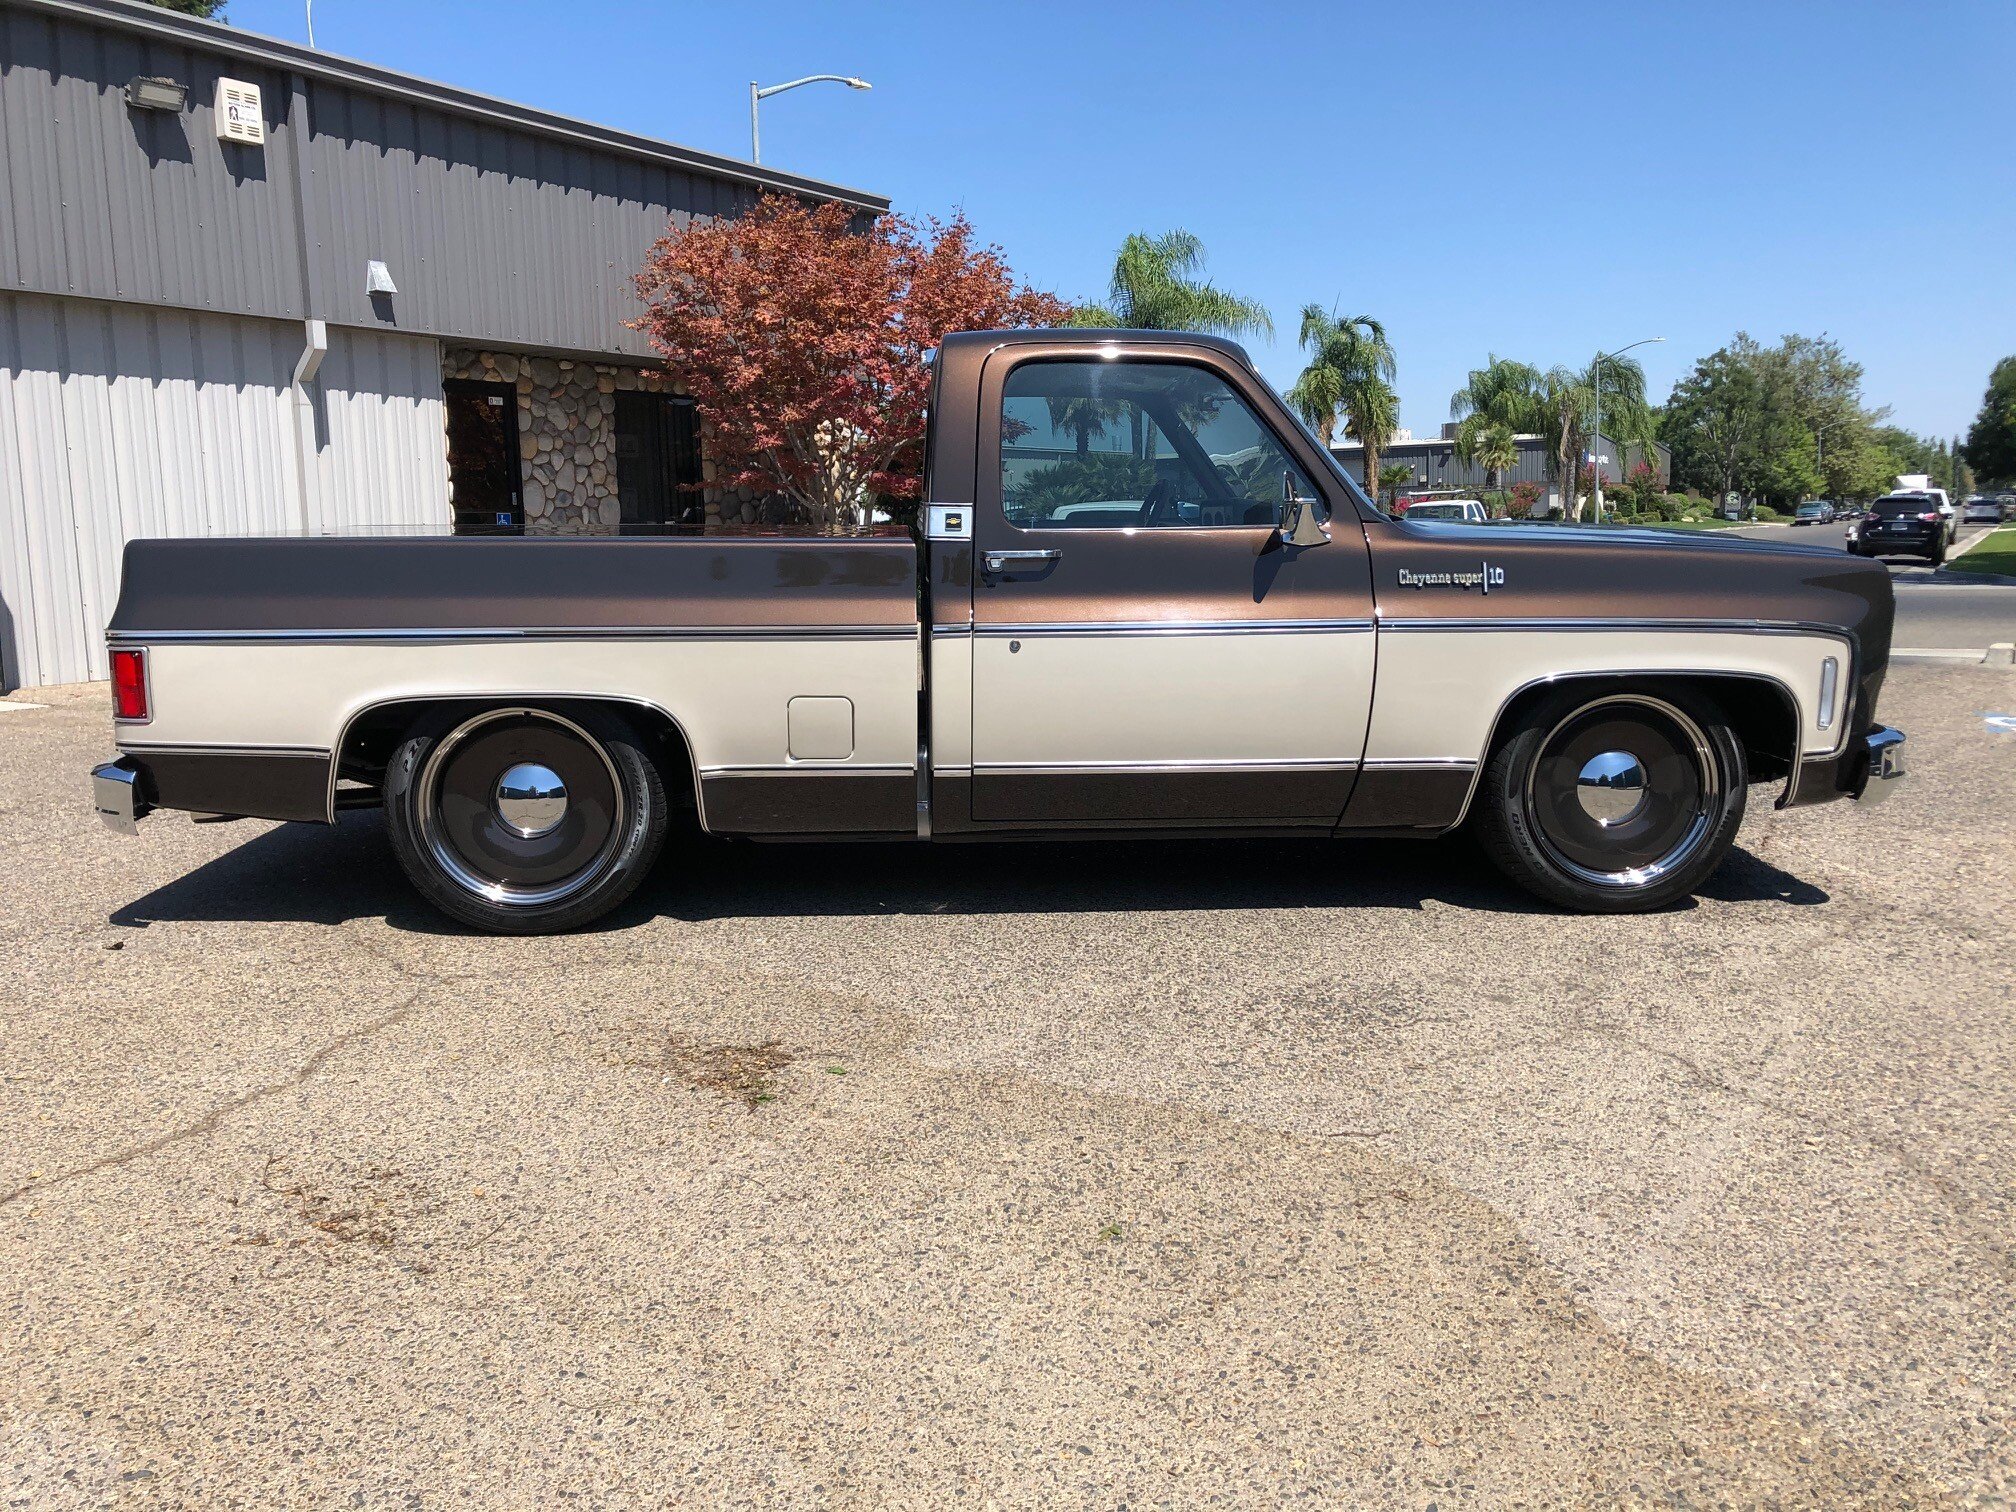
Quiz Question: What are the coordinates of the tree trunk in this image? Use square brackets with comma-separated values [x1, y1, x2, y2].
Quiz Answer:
[1560, 419, 1580, 522]
[1363, 441, 1380, 500]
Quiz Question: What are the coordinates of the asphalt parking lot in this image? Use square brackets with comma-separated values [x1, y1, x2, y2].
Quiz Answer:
[4, 663, 2014, 1506]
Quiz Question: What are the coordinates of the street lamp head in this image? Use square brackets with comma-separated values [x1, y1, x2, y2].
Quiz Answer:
[843, 77, 873, 90]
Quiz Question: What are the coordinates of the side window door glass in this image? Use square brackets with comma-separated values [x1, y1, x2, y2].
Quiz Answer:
[1000, 360, 1317, 530]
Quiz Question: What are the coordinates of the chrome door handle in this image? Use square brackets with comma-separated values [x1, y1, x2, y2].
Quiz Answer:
[982, 549, 1061, 573]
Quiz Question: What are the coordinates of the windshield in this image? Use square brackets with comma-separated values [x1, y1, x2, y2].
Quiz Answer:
[1870, 497, 1934, 518]
[1796, 504, 1825, 515]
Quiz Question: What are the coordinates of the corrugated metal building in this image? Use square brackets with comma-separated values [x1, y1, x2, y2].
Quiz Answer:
[1331, 429, 1672, 509]
[0, 0, 885, 688]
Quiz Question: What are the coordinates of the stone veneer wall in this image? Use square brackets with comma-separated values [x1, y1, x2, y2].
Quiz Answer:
[443, 348, 769, 534]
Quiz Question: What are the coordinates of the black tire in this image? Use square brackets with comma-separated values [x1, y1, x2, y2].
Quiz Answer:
[1474, 685, 1747, 913]
[384, 705, 668, 934]
[1927, 539, 1947, 566]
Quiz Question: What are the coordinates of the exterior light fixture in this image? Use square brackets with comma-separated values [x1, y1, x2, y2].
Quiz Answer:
[125, 76, 188, 112]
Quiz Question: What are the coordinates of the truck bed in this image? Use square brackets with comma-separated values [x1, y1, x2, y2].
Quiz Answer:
[106, 534, 923, 834]
[109, 534, 918, 637]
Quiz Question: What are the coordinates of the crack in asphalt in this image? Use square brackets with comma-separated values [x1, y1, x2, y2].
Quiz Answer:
[0, 994, 420, 1210]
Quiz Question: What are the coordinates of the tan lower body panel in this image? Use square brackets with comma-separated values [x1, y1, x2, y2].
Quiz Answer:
[970, 628, 1376, 768]
[129, 637, 921, 780]
[1364, 628, 1850, 765]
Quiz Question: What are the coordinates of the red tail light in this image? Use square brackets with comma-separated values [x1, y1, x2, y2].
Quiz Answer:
[111, 648, 149, 721]
[1918, 512, 1939, 522]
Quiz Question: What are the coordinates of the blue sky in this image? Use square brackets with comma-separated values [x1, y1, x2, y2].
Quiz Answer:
[233, 0, 2013, 441]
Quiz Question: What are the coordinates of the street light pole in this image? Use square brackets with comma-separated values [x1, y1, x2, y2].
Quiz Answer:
[1589, 336, 1664, 524]
[749, 74, 873, 165]
[1815, 416, 1841, 475]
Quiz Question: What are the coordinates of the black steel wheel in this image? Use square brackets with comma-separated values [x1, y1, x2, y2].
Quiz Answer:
[1475, 686, 1747, 913]
[384, 706, 668, 934]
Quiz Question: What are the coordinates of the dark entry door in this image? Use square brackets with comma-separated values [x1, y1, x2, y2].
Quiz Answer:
[615, 392, 705, 528]
[444, 379, 524, 535]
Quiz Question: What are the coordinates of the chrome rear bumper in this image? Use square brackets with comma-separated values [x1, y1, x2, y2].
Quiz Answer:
[1854, 727, 1906, 805]
[91, 759, 150, 835]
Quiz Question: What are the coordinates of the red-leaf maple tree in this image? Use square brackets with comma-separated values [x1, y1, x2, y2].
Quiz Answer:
[634, 196, 1068, 532]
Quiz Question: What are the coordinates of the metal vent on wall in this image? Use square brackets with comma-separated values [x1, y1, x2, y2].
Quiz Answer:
[213, 78, 265, 144]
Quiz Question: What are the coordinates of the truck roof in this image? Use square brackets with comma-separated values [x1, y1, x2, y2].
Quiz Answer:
[938, 329, 1255, 367]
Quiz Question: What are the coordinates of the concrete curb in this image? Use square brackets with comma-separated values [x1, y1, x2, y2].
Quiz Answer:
[1891, 645, 2016, 666]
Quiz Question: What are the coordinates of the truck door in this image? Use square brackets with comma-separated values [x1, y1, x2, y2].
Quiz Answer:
[966, 342, 1377, 825]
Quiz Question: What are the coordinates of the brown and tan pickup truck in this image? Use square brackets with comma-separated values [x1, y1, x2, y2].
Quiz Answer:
[91, 329, 1905, 932]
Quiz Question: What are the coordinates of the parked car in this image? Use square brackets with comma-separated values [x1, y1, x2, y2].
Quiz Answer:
[1399, 499, 1488, 524]
[1792, 501, 1838, 526]
[1963, 495, 2005, 525]
[89, 329, 1906, 932]
[1852, 494, 1953, 563]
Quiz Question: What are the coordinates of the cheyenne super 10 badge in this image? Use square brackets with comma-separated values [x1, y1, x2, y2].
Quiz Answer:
[1396, 561, 1507, 593]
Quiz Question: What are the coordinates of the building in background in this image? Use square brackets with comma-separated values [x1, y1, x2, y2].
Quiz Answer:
[0, 0, 885, 688]
[1332, 426, 1671, 510]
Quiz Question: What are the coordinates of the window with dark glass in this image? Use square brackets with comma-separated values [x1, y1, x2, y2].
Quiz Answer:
[1000, 360, 1317, 530]
[615, 392, 705, 529]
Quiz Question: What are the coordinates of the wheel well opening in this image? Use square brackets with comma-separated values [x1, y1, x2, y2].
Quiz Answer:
[334, 698, 700, 814]
[1484, 674, 1797, 787]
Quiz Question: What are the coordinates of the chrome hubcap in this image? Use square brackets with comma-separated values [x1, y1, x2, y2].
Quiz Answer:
[1575, 750, 1649, 826]
[1525, 695, 1721, 890]
[415, 708, 625, 909]
[495, 762, 568, 838]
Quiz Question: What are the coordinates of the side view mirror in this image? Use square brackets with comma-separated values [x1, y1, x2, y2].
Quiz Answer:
[1280, 471, 1330, 547]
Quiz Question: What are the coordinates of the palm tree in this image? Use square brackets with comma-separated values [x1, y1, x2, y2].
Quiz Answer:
[1467, 422, 1520, 494]
[1449, 354, 1651, 519]
[1344, 374, 1401, 500]
[1377, 461, 1415, 507]
[1533, 355, 1655, 520]
[1289, 306, 1394, 449]
[1289, 305, 1398, 494]
[1450, 356, 1541, 506]
[1045, 393, 1121, 457]
[1450, 356, 1542, 442]
[1069, 230, 1273, 339]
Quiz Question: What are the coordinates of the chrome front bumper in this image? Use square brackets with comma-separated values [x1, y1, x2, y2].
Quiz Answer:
[91, 759, 150, 835]
[1855, 727, 1906, 805]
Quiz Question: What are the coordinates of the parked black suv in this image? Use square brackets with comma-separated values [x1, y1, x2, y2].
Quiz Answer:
[1851, 494, 1949, 563]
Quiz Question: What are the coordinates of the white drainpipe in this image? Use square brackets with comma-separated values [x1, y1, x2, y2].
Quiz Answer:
[289, 319, 328, 532]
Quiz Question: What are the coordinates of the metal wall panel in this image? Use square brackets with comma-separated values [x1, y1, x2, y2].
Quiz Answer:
[2, 1, 844, 360]
[0, 6, 308, 318]
[301, 80, 756, 359]
[0, 291, 444, 687]
[307, 323, 449, 535]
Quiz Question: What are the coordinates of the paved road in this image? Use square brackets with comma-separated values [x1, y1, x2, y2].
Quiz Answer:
[3, 665, 2014, 1504]
[1729, 521, 2016, 650]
